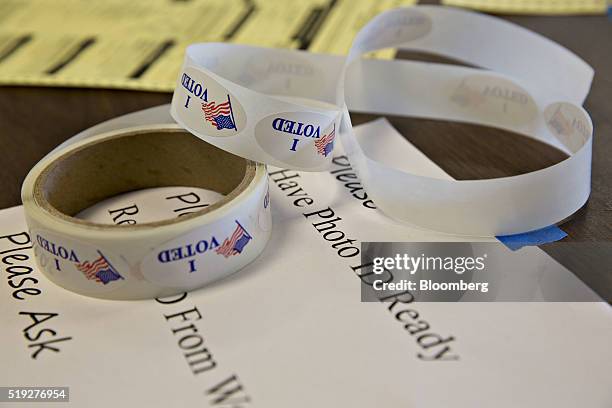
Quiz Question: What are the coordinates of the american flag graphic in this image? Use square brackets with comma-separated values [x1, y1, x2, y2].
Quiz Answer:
[450, 80, 485, 107]
[215, 221, 252, 258]
[202, 95, 237, 131]
[315, 124, 335, 157]
[548, 106, 572, 136]
[76, 251, 123, 285]
[263, 188, 270, 209]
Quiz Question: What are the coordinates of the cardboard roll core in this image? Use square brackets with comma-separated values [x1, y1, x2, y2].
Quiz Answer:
[22, 122, 270, 300]
[32, 127, 257, 228]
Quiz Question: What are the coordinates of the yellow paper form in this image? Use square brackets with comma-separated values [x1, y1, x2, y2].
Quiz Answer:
[0, 0, 415, 92]
[442, 0, 607, 15]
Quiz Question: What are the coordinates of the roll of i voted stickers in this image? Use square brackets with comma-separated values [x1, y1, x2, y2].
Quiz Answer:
[21, 125, 270, 300]
[170, 5, 594, 236]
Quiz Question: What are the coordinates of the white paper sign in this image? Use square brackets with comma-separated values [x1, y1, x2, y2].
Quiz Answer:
[1, 120, 611, 407]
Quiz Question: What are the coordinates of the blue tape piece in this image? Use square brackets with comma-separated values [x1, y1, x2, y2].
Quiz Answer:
[496, 225, 567, 251]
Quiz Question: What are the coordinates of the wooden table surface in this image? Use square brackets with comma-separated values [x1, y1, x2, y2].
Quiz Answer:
[1, 7, 611, 299]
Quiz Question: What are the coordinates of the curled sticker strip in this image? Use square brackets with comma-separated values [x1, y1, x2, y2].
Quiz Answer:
[21, 6, 595, 300]
[171, 5, 594, 236]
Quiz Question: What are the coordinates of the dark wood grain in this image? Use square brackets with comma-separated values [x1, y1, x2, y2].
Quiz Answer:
[0, 6, 610, 298]
[0, 87, 171, 211]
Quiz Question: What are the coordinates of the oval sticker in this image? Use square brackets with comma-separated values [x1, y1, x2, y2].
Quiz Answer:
[141, 217, 259, 288]
[360, 9, 432, 51]
[31, 229, 129, 295]
[449, 74, 538, 126]
[174, 66, 247, 137]
[242, 53, 325, 97]
[255, 111, 337, 168]
[544, 102, 591, 153]
[258, 185, 272, 233]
